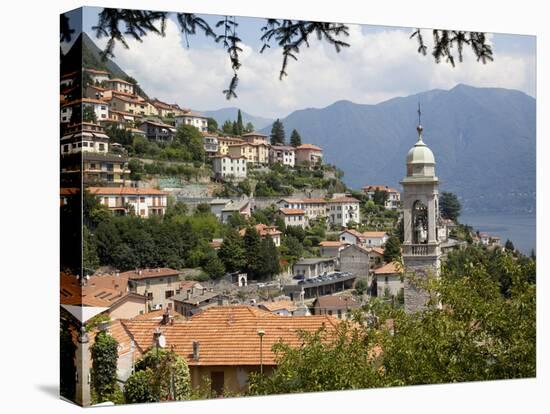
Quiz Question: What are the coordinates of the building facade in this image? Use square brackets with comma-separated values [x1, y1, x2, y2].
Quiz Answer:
[175, 111, 208, 132]
[89, 187, 168, 218]
[327, 197, 360, 227]
[212, 155, 248, 180]
[269, 145, 296, 167]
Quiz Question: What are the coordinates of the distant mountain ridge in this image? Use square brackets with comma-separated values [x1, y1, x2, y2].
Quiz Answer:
[200, 108, 274, 130]
[259, 84, 535, 213]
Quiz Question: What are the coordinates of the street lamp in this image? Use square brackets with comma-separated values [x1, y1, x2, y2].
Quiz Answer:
[257, 329, 265, 377]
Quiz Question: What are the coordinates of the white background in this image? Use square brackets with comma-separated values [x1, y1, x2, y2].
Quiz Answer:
[0, 0, 547, 412]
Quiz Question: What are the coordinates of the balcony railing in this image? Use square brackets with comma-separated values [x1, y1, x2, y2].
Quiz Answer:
[403, 243, 439, 256]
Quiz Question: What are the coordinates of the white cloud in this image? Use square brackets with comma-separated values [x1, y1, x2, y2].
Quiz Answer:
[92, 20, 536, 118]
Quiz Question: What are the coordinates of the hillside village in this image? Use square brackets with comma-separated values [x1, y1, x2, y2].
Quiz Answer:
[60, 60, 516, 404]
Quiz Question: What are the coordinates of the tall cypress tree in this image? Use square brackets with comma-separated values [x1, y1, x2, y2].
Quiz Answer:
[258, 237, 281, 280]
[270, 119, 285, 145]
[219, 228, 246, 272]
[290, 129, 302, 147]
[243, 226, 262, 279]
[236, 109, 244, 135]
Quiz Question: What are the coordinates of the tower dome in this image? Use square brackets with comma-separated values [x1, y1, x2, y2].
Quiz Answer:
[405, 124, 436, 178]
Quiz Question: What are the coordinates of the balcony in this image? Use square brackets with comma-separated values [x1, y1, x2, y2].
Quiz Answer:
[403, 243, 439, 256]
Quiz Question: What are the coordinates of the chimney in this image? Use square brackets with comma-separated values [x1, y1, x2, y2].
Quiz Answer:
[115, 271, 120, 278]
[161, 308, 170, 325]
[192, 341, 200, 361]
[138, 270, 143, 276]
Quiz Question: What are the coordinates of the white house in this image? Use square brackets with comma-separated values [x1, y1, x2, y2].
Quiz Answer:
[203, 135, 219, 156]
[61, 98, 109, 124]
[372, 262, 403, 298]
[175, 111, 208, 132]
[327, 197, 360, 227]
[212, 155, 247, 180]
[279, 208, 308, 229]
[293, 257, 336, 279]
[362, 231, 389, 247]
[61, 122, 110, 155]
[339, 229, 366, 246]
[269, 145, 296, 167]
[88, 187, 168, 218]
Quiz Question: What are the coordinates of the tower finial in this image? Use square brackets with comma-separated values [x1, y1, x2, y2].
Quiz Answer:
[416, 102, 423, 139]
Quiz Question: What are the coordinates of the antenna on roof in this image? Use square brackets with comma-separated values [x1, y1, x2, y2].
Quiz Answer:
[417, 102, 422, 126]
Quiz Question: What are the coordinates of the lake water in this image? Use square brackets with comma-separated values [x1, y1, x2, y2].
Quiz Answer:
[459, 212, 536, 255]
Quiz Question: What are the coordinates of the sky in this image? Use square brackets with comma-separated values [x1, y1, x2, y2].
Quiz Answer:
[63, 7, 536, 119]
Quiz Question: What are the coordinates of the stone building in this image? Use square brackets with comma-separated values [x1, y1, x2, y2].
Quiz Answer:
[400, 117, 441, 313]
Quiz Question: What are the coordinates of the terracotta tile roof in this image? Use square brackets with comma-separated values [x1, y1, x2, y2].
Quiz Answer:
[107, 78, 134, 85]
[328, 196, 360, 204]
[120, 268, 181, 281]
[319, 241, 345, 247]
[60, 272, 134, 307]
[362, 231, 388, 238]
[279, 208, 305, 215]
[61, 98, 107, 108]
[242, 131, 268, 137]
[87, 186, 167, 196]
[270, 145, 295, 151]
[367, 247, 385, 256]
[313, 295, 361, 311]
[84, 67, 110, 75]
[372, 261, 402, 275]
[118, 305, 340, 365]
[257, 300, 297, 313]
[296, 144, 322, 151]
[132, 308, 184, 321]
[179, 280, 202, 290]
[341, 229, 366, 240]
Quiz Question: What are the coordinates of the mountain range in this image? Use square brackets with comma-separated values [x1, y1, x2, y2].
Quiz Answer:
[254, 84, 535, 214]
[200, 107, 274, 130]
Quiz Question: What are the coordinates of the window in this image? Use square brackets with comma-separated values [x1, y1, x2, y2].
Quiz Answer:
[165, 290, 174, 299]
[146, 292, 153, 300]
[385, 276, 389, 283]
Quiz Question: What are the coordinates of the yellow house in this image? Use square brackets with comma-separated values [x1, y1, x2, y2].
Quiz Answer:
[228, 142, 270, 164]
[217, 136, 244, 155]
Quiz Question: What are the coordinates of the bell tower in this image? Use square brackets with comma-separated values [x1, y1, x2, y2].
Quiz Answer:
[400, 106, 441, 313]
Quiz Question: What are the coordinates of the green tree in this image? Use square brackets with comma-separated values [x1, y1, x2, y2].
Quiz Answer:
[270, 119, 285, 145]
[290, 129, 302, 147]
[244, 121, 255, 133]
[354, 278, 369, 295]
[280, 235, 303, 263]
[243, 226, 262, 279]
[219, 228, 246, 272]
[505, 239, 515, 252]
[82, 105, 97, 123]
[206, 117, 218, 133]
[384, 236, 402, 263]
[257, 237, 281, 280]
[221, 120, 233, 134]
[373, 189, 388, 207]
[439, 191, 461, 221]
[125, 348, 191, 403]
[236, 109, 244, 135]
[83, 226, 100, 272]
[91, 331, 119, 403]
[175, 124, 205, 162]
[128, 158, 145, 181]
[202, 251, 226, 279]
